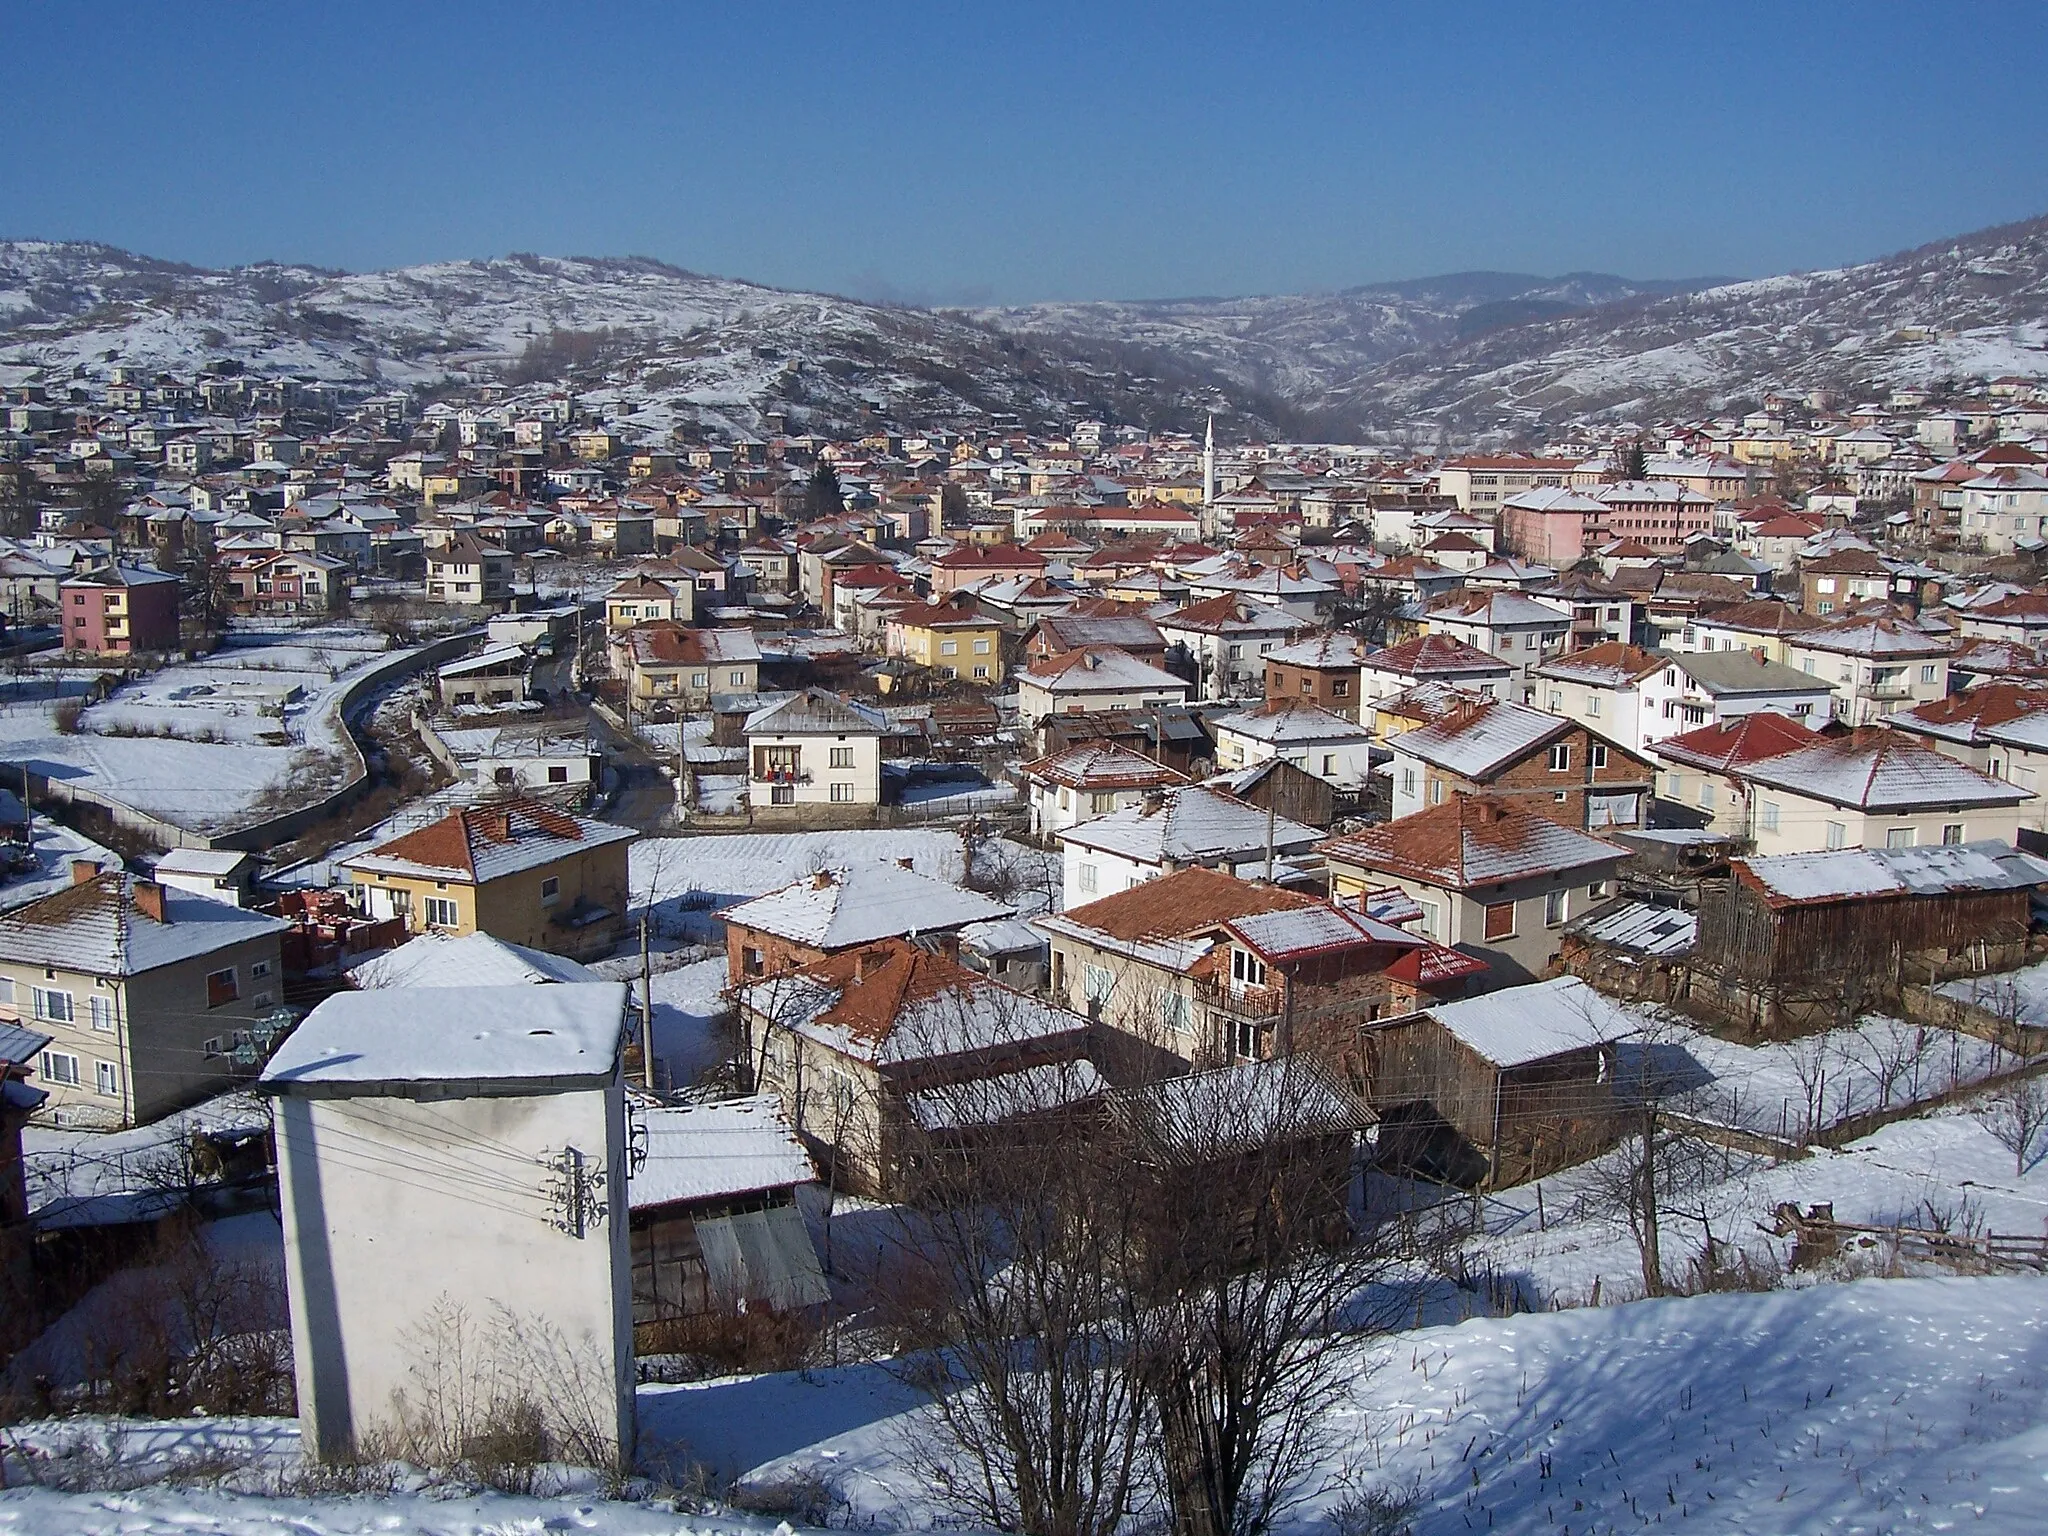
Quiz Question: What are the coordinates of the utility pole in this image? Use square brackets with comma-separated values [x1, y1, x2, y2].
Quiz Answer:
[640, 911, 656, 1091]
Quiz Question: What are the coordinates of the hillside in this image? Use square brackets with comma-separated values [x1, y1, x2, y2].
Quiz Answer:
[6, 213, 2048, 440]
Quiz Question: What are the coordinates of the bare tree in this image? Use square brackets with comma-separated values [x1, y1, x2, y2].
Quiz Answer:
[1981, 1075, 2048, 1177]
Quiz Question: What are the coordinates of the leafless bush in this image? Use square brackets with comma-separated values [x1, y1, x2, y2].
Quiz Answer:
[728, 1470, 846, 1527]
[52, 697, 83, 733]
[634, 1308, 820, 1377]
[1981, 1074, 2048, 1175]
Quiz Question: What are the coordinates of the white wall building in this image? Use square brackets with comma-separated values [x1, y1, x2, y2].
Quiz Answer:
[262, 983, 635, 1462]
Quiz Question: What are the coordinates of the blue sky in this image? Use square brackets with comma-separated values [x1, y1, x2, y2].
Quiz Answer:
[2, 1, 2044, 304]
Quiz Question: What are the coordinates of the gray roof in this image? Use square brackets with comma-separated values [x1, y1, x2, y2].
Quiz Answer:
[744, 689, 886, 737]
[0, 1021, 53, 1069]
[1671, 651, 1831, 697]
[0, 874, 288, 978]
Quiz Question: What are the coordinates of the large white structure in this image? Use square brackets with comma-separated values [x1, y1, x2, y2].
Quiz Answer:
[262, 983, 635, 1462]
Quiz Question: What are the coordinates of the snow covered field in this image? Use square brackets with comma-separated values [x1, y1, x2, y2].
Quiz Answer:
[0, 627, 412, 836]
[7, 1275, 2045, 1533]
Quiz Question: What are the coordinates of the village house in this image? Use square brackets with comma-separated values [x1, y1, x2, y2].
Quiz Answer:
[1057, 784, 1322, 909]
[737, 538, 796, 594]
[1385, 696, 1655, 832]
[605, 572, 694, 630]
[1155, 594, 1299, 699]
[1359, 634, 1514, 711]
[885, 593, 1007, 684]
[423, 534, 513, 607]
[1533, 642, 1832, 758]
[721, 861, 1012, 983]
[1262, 630, 1371, 718]
[340, 799, 637, 959]
[0, 867, 288, 1127]
[435, 645, 531, 711]
[1037, 866, 1482, 1070]
[1782, 615, 1951, 725]
[617, 623, 761, 709]
[262, 984, 636, 1462]
[1016, 646, 1191, 727]
[1210, 698, 1375, 789]
[344, 929, 604, 989]
[743, 689, 887, 808]
[1436, 455, 1575, 515]
[59, 564, 180, 655]
[1363, 976, 1637, 1187]
[929, 542, 1047, 597]
[1886, 684, 2048, 833]
[1498, 486, 1614, 566]
[1322, 795, 1630, 984]
[1798, 548, 1919, 615]
[740, 939, 1101, 1194]
[1419, 589, 1572, 681]
[224, 550, 348, 616]
[1024, 605, 1168, 666]
[1648, 711, 1829, 836]
[1710, 726, 2031, 854]
[1019, 740, 1191, 839]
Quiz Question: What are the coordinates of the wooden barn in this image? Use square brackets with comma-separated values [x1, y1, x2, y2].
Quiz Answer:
[1362, 977, 1638, 1188]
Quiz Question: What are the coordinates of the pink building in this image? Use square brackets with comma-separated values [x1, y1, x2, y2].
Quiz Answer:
[1500, 486, 1611, 565]
[60, 565, 182, 655]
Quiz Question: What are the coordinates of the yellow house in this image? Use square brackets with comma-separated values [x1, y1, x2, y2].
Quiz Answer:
[605, 573, 692, 630]
[340, 799, 638, 960]
[885, 594, 1007, 684]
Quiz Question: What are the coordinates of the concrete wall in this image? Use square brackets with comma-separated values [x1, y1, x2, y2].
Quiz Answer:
[274, 1078, 633, 1462]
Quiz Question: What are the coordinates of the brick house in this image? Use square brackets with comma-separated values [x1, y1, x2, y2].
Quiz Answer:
[1386, 696, 1656, 831]
[1263, 630, 1372, 718]
[721, 862, 1011, 985]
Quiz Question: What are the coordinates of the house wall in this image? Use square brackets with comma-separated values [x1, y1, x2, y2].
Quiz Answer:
[1783, 643, 1948, 725]
[1017, 680, 1187, 727]
[273, 1079, 633, 1461]
[1044, 932, 1205, 1061]
[1027, 781, 1160, 839]
[351, 843, 631, 959]
[745, 731, 883, 806]
[1327, 859, 1623, 986]
[1742, 785, 2029, 857]
[0, 931, 284, 1127]
[1213, 727, 1373, 786]
[1263, 660, 1359, 718]
[1389, 725, 1653, 830]
[898, 623, 1007, 684]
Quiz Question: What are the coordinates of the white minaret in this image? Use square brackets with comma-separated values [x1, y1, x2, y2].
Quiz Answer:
[1202, 413, 1216, 507]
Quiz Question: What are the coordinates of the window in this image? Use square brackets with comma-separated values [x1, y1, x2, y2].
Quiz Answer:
[1418, 899, 1442, 940]
[1231, 948, 1267, 987]
[830, 747, 854, 768]
[39, 1050, 80, 1086]
[540, 876, 560, 905]
[206, 968, 239, 1007]
[1429, 779, 1444, 805]
[1760, 801, 1780, 833]
[1078, 862, 1099, 894]
[1158, 990, 1191, 1033]
[1482, 901, 1515, 941]
[939, 640, 958, 656]
[88, 996, 114, 1033]
[730, 669, 748, 686]
[1587, 879, 1611, 900]
[1548, 691, 1563, 712]
[1887, 826, 1916, 849]
[548, 765, 570, 783]
[1544, 889, 1568, 927]
[1233, 1016, 1262, 1061]
[1920, 664, 1938, 684]
[1331, 678, 1349, 698]
[95, 1060, 120, 1097]
[33, 987, 74, 1024]
[1090, 792, 1117, 814]
[1825, 821, 1847, 850]
[1322, 754, 1336, 775]
[0, 978, 11, 1006]
[1082, 963, 1115, 1005]
[1589, 742, 1608, 769]
[1399, 768, 1417, 797]
[1586, 694, 1601, 717]
[1547, 744, 1571, 772]
[1942, 822, 1966, 845]
[830, 782, 855, 802]
[424, 897, 460, 928]
[972, 638, 991, 654]
[690, 671, 709, 689]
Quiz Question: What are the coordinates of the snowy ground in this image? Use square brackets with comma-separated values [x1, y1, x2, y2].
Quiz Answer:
[588, 953, 733, 1088]
[1938, 958, 2048, 1030]
[0, 627, 413, 836]
[12, 1275, 2042, 1533]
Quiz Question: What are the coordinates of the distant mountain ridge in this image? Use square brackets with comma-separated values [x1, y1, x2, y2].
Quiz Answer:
[3, 214, 2045, 442]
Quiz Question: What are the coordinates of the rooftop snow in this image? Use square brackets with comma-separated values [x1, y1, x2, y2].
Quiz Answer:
[719, 861, 1011, 948]
[627, 1095, 815, 1207]
[1424, 976, 1640, 1067]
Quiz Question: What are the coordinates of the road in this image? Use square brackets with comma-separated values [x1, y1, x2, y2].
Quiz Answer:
[589, 707, 680, 834]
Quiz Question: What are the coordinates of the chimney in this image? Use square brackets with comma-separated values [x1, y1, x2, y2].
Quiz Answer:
[70, 858, 100, 886]
[1472, 798, 1504, 826]
[132, 879, 167, 924]
[1141, 788, 1167, 815]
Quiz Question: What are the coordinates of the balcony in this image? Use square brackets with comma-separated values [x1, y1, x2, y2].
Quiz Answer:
[750, 769, 812, 786]
[1194, 977, 1285, 1023]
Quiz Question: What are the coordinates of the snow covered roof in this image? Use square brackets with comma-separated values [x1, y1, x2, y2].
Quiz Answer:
[1263, 630, 1371, 668]
[1567, 900, 1698, 956]
[437, 644, 529, 678]
[345, 930, 602, 989]
[1387, 699, 1572, 780]
[907, 1059, 1107, 1132]
[744, 688, 888, 736]
[1425, 590, 1570, 629]
[152, 848, 251, 878]
[261, 982, 629, 1091]
[1363, 634, 1512, 679]
[1111, 1056, 1373, 1163]
[1738, 730, 2025, 810]
[1791, 617, 1951, 660]
[1320, 795, 1627, 889]
[1735, 842, 2048, 907]
[1059, 785, 1321, 865]
[342, 800, 636, 885]
[1019, 741, 1189, 793]
[1021, 646, 1188, 693]
[628, 1095, 815, 1207]
[1212, 697, 1372, 746]
[0, 873, 287, 977]
[1424, 976, 1640, 1068]
[720, 862, 1011, 949]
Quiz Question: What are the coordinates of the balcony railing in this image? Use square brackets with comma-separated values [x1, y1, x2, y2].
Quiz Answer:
[1194, 978, 1285, 1022]
[751, 769, 813, 785]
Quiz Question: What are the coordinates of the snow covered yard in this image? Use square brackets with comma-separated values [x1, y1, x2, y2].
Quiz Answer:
[0, 627, 415, 836]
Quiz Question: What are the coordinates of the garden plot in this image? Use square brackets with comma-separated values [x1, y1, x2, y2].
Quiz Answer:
[0, 628, 410, 836]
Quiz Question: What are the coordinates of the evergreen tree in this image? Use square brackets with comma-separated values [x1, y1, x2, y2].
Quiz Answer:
[1619, 440, 1650, 481]
[807, 460, 846, 520]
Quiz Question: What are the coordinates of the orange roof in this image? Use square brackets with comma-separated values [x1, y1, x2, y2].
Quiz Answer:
[1058, 866, 1318, 944]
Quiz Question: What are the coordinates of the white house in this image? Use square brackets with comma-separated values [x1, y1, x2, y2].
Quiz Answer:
[743, 689, 886, 807]
[1533, 643, 1834, 758]
[1209, 699, 1375, 788]
[1018, 741, 1191, 838]
[1419, 590, 1572, 680]
[1016, 646, 1191, 726]
[1783, 617, 1951, 725]
[261, 983, 636, 1462]
[1154, 595, 1298, 700]
[1057, 785, 1321, 909]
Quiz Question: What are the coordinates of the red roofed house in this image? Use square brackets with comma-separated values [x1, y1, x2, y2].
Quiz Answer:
[929, 543, 1047, 597]
[1321, 794, 1631, 984]
[1019, 741, 1190, 837]
[1038, 866, 1483, 1070]
[339, 798, 638, 959]
[1386, 696, 1656, 831]
[1360, 634, 1514, 710]
[1648, 710, 1827, 835]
